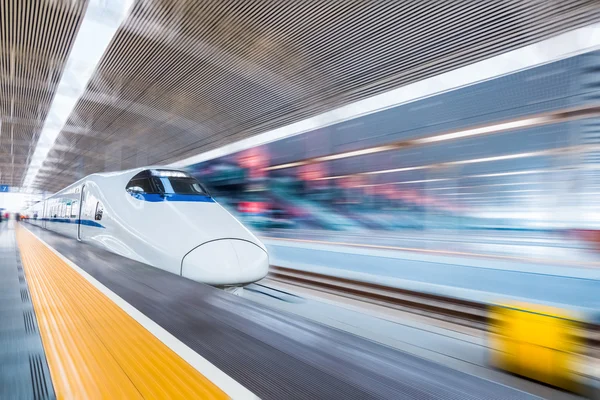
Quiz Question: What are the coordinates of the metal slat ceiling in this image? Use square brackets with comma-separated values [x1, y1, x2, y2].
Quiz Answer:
[0, 0, 87, 188]
[0, 0, 598, 192]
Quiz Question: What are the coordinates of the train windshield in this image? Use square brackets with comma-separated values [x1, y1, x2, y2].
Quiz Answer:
[153, 176, 209, 195]
[126, 170, 210, 196]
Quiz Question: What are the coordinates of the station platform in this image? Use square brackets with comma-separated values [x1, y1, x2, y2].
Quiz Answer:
[262, 234, 600, 318]
[0, 223, 54, 399]
[4, 221, 540, 399]
[264, 229, 600, 264]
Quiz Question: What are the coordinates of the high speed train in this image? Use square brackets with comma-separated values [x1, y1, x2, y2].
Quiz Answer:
[24, 167, 269, 292]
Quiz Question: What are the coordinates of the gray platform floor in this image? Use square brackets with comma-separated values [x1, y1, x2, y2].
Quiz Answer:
[24, 223, 540, 400]
[0, 222, 55, 400]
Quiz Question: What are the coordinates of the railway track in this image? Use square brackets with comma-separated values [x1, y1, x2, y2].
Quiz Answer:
[268, 265, 600, 347]
[268, 265, 487, 329]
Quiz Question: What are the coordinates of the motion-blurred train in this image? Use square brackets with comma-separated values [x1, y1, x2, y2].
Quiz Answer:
[23, 167, 269, 292]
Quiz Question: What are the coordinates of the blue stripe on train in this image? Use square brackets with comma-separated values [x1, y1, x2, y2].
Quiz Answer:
[130, 193, 215, 203]
[35, 218, 105, 228]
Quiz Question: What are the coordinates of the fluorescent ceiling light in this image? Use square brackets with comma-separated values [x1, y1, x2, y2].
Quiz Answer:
[469, 169, 550, 178]
[313, 175, 351, 181]
[314, 165, 427, 181]
[351, 169, 555, 188]
[412, 117, 551, 145]
[311, 148, 556, 181]
[428, 186, 461, 191]
[357, 178, 448, 187]
[171, 23, 600, 168]
[499, 189, 543, 193]
[438, 192, 476, 196]
[428, 182, 539, 191]
[264, 161, 307, 171]
[265, 145, 401, 171]
[22, 0, 134, 187]
[446, 151, 547, 165]
[361, 166, 427, 175]
[480, 182, 540, 187]
[313, 145, 398, 162]
[439, 189, 543, 196]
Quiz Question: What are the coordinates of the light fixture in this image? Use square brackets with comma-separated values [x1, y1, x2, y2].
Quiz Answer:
[361, 165, 428, 175]
[264, 161, 308, 171]
[357, 178, 449, 187]
[313, 174, 351, 181]
[428, 181, 540, 191]
[310, 148, 556, 181]
[411, 117, 552, 145]
[312, 145, 398, 163]
[22, 0, 134, 188]
[469, 169, 550, 178]
[446, 151, 548, 165]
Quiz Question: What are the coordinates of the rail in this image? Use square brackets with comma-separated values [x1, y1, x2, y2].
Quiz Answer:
[268, 265, 600, 347]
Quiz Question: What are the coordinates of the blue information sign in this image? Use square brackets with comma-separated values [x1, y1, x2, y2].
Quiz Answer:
[0, 185, 9, 192]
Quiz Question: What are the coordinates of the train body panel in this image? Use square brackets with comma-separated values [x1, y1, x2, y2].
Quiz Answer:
[24, 167, 268, 286]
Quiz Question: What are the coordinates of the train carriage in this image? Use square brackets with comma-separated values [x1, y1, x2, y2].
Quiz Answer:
[24, 167, 269, 290]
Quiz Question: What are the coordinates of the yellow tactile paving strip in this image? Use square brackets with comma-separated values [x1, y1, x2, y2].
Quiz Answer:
[17, 226, 229, 399]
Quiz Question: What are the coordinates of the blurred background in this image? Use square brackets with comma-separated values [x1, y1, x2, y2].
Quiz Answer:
[183, 51, 600, 260]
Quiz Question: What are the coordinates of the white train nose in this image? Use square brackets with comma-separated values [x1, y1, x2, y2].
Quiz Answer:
[181, 239, 269, 285]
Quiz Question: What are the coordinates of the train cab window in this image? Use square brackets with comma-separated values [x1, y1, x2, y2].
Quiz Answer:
[158, 177, 208, 195]
[126, 169, 209, 197]
[150, 170, 209, 196]
[126, 177, 154, 194]
[95, 202, 104, 221]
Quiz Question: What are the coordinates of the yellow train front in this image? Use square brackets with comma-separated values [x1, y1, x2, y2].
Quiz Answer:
[488, 302, 599, 397]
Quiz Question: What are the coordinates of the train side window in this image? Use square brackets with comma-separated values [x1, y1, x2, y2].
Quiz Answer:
[71, 200, 78, 218]
[95, 202, 104, 221]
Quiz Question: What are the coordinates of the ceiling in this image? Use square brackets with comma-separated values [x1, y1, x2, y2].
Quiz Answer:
[1, 0, 599, 193]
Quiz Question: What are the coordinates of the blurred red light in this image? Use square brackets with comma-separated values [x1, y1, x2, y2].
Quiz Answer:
[239, 201, 265, 214]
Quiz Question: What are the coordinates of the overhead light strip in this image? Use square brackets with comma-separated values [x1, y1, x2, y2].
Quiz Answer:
[411, 116, 553, 145]
[438, 189, 543, 196]
[171, 23, 600, 168]
[447, 151, 544, 165]
[353, 169, 555, 188]
[311, 148, 557, 181]
[357, 178, 449, 187]
[428, 181, 541, 191]
[22, 0, 134, 188]
[261, 105, 599, 172]
[469, 169, 549, 178]
[312, 145, 398, 162]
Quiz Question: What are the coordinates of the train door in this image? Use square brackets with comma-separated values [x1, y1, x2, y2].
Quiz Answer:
[77, 185, 85, 240]
[42, 201, 47, 229]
